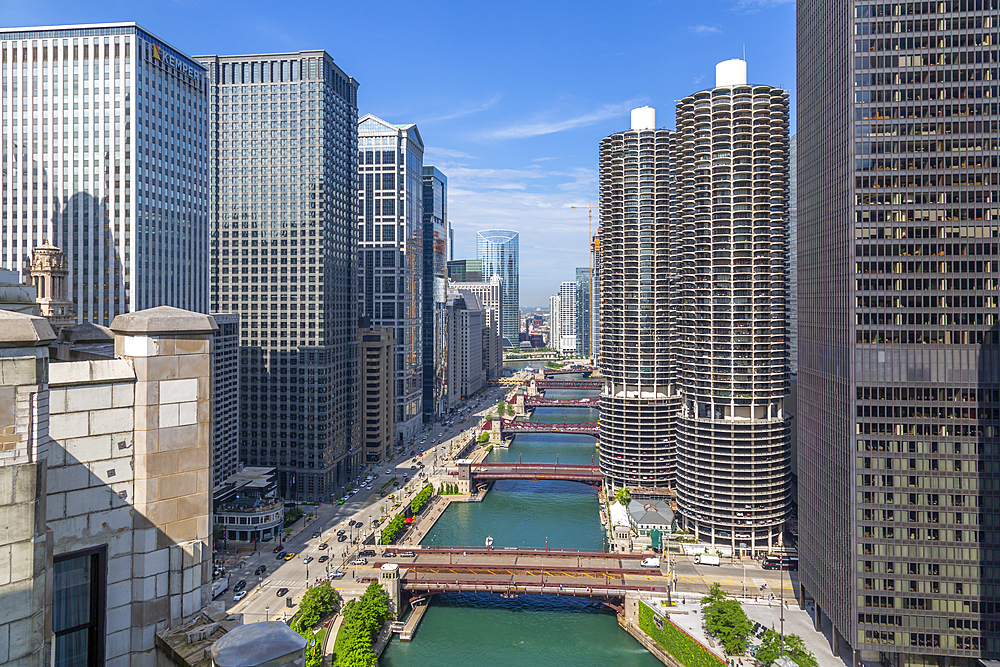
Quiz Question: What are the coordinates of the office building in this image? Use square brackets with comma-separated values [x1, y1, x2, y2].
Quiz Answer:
[450, 274, 503, 378]
[476, 229, 519, 348]
[559, 280, 577, 354]
[597, 106, 676, 491]
[358, 325, 395, 463]
[447, 258, 483, 282]
[798, 2, 1000, 663]
[0, 22, 210, 326]
[422, 166, 448, 419]
[445, 288, 487, 403]
[213, 466, 283, 543]
[197, 50, 360, 500]
[549, 293, 561, 349]
[357, 114, 424, 441]
[789, 135, 798, 375]
[212, 312, 240, 488]
[673, 60, 791, 550]
[591, 233, 601, 362]
[576, 266, 591, 358]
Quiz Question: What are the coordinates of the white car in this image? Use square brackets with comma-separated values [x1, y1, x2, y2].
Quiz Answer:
[233, 590, 247, 602]
[640, 557, 661, 568]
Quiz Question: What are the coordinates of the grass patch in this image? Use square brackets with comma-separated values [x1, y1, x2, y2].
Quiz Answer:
[379, 477, 398, 492]
[638, 602, 725, 667]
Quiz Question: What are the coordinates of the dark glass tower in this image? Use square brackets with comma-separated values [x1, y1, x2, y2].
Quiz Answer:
[422, 166, 448, 420]
[797, 1, 1000, 663]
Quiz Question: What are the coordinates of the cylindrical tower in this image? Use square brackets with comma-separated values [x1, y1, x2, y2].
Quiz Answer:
[598, 108, 677, 491]
[673, 62, 792, 551]
[476, 229, 519, 349]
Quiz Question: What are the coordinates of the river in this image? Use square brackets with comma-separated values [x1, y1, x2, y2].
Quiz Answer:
[381, 377, 660, 666]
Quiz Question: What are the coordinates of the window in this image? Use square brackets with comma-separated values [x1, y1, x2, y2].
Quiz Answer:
[53, 546, 106, 667]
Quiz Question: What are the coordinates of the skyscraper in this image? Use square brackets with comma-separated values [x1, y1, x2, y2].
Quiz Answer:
[357, 114, 424, 440]
[212, 312, 241, 488]
[798, 2, 1000, 663]
[0, 23, 210, 326]
[559, 280, 577, 354]
[549, 293, 561, 349]
[674, 60, 791, 551]
[422, 166, 448, 419]
[476, 229, 519, 348]
[450, 274, 503, 379]
[575, 267, 591, 358]
[198, 50, 360, 501]
[598, 106, 676, 491]
[447, 258, 483, 283]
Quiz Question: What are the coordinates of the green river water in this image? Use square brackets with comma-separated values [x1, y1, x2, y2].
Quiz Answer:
[381, 376, 662, 666]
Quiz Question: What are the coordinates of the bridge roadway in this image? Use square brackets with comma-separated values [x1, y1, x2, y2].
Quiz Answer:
[499, 418, 599, 436]
[471, 462, 602, 483]
[534, 379, 603, 389]
[524, 396, 599, 408]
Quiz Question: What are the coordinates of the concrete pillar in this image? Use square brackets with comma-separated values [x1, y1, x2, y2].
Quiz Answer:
[814, 601, 823, 632]
[0, 311, 57, 667]
[111, 306, 218, 635]
[799, 583, 807, 609]
[832, 624, 842, 657]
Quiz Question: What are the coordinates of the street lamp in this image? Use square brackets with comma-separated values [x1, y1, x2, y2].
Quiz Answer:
[265, 605, 270, 622]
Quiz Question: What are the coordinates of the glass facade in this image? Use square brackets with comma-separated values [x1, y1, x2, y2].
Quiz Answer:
[0, 23, 210, 326]
[357, 114, 424, 441]
[198, 50, 360, 501]
[798, 1, 1000, 663]
[446, 258, 483, 282]
[575, 266, 591, 357]
[476, 229, 519, 348]
[422, 165, 448, 419]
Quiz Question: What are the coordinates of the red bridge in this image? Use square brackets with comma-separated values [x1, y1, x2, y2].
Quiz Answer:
[500, 419, 599, 436]
[534, 379, 603, 390]
[524, 396, 600, 408]
[542, 367, 594, 377]
[471, 462, 603, 483]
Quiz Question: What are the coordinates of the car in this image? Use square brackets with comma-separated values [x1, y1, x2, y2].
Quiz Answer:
[276, 551, 286, 560]
[330, 570, 346, 579]
[254, 565, 267, 576]
[388, 494, 395, 500]
[318, 555, 329, 563]
[392, 482, 399, 488]
[399, 551, 415, 558]
[276, 588, 289, 597]
[273, 545, 284, 553]
[410, 465, 417, 470]
[337, 499, 344, 505]
[284, 552, 297, 561]
[379, 491, 387, 498]
[312, 531, 321, 539]
[641, 558, 661, 568]
[338, 534, 347, 542]
[233, 590, 247, 602]
[349, 558, 368, 566]
[402, 473, 409, 478]
[234, 580, 247, 592]
[383, 551, 397, 558]
[337, 529, 347, 535]
[303, 556, 313, 564]
[359, 549, 376, 558]
[318, 543, 329, 551]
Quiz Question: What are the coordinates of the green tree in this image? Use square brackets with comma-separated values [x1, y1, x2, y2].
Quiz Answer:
[704, 599, 752, 655]
[297, 582, 339, 630]
[614, 487, 631, 506]
[756, 630, 817, 667]
[700, 582, 729, 608]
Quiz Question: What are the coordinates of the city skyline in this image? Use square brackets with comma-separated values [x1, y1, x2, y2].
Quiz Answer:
[0, 1, 797, 306]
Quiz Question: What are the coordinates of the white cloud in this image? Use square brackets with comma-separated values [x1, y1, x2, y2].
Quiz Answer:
[483, 100, 641, 140]
[424, 147, 477, 160]
[421, 95, 502, 124]
[689, 24, 722, 35]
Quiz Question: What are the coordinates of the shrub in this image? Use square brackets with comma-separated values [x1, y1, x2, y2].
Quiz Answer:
[379, 513, 406, 544]
[410, 484, 434, 514]
[332, 582, 389, 667]
[638, 602, 725, 667]
[704, 599, 752, 655]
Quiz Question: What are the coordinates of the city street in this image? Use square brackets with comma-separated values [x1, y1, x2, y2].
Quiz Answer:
[221, 384, 512, 622]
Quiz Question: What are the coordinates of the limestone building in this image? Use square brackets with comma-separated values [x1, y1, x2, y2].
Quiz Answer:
[445, 289, 487, 405]
[449, 274, 503, 379]
[358, 325, 396, 463]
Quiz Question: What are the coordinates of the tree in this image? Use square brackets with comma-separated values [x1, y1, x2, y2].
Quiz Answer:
[756, 630, 817, 667]
[614, 487, 631, 506]
[704, 599, 752, 655]
[700, 582, 729, 608]
[297, 582, 339, 629]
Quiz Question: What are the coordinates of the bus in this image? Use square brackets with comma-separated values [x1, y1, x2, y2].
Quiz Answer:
[762, 555, 799, 571]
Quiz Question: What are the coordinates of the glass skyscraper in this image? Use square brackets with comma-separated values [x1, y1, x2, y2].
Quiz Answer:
[476, 229, 519, 348]
[422, 165, 448, 419]
[0, 22, 210, 325]
[575, 266, 591, 358]
[357, 114, 424, 441]
[198, 50, 360, 501]
[798, 1, 1000, 663]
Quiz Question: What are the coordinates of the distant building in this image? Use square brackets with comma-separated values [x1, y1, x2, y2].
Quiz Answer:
[358, 325, 396, 462]
[476, 230, 519, 348]
[559, 281, 577, 354]
[213, 467, 283, 543]
[446, 289, 487, 404]
[447, 259, 483, 283]
[27, 242, 75, 330]
[449, 275, 503, 379]
[575, 267, 591, 358]
[549, 294, 561, 349]
[591, 233, 601, 362]
[422, 167, 449, 420]
[212, 313, 240, 488]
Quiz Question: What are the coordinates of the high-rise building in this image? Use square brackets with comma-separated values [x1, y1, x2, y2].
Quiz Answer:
[476, 229, 519, 348]
[598, 106, 676, 491]
[358, 325, 395, 463]
[559, 280, 577, 354]
[0, 23, 210, 326]
[445, 288, 487, 403]
[447, 258, 483, 283]
[549, 293, 561, 349]
[197, 50, 360, 501]
[422, 166, 448, 419]
[789, 135, 798, 376]
[450, 275, 503, 379]
[798, 3, 1000, 664]
[575, 267, 591, 358]
[591, 233, 601, 363]
[674, 61, 791, 550]
[357, 114, 425, 441]
[212, 312, 240, 488]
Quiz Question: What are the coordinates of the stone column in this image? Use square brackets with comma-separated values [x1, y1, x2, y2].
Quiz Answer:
[0, 311, 57, 667]
[110, 306, 217, 650]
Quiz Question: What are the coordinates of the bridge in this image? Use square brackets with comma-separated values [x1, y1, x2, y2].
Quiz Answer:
[542, 367, 594, 377]
[471, 462, 603, 483]
[498, 418, 599, 436]
[534, 379, 603, 390]
[524, 396, 600, 408]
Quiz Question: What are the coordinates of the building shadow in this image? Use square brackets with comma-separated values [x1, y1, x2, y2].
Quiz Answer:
[979, 320, 999, 658]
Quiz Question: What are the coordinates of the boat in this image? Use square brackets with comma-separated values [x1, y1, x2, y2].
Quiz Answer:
[485, 536, 494, 548]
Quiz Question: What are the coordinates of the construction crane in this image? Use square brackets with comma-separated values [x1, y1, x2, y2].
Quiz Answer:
[571, 202, 594, 362]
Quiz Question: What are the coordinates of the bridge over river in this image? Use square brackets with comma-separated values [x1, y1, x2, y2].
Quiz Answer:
[496, 418, 599, 436]
[523, 395, 599, 408]
[471, 462, 602, 483]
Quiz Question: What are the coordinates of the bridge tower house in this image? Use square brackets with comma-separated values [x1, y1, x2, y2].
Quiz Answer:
[513, 388, 526, 416]
[379, 564, 402, 618]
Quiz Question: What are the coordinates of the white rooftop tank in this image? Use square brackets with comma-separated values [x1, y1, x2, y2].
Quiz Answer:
[630, 106, 656, 131]
[716, 59, 747, 87]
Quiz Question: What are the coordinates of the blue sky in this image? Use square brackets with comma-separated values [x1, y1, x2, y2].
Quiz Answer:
[2, 0, 796, 307]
